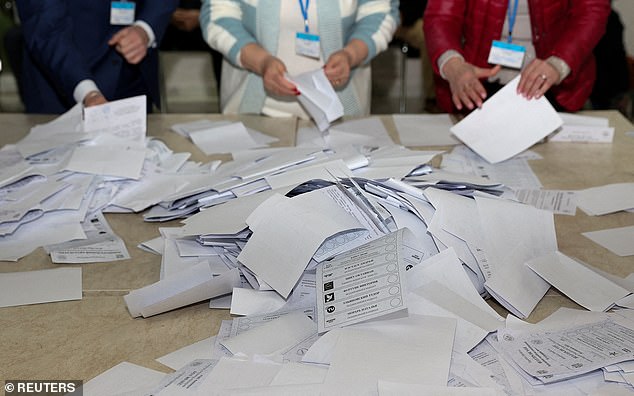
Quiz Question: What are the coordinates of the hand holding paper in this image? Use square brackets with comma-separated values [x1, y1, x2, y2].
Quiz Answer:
[289, 69, 344, 132]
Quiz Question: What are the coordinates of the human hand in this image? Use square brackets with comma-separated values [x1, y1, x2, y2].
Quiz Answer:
[108, 25, 149, 64]
[517, 58, 559, 100]
[261, 56, 299, 97]
[443, 57, 501, 110]
[171, 8, 200, 32]
[324, 49, 353, 88]
[83, 90, 107, 107]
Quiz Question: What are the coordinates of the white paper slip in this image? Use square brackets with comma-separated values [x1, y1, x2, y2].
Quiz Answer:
[525, 251, 631, 311]
[450, 76, 563, 164]
[290, 69, 344, 132]
[47, 211, 130, 263]
[378, 381, 502, 396]
[221, 311, 317, 356]
[189, 122, 264, 155]
[549, 124, 614, 143]
[513, 189, 577, 215]
[316, 229, 409, 334]
[229, 288, 287, 316]
[180, 357, 283, 394]
[558, 112, 609, 127]
[498, 318, 634, 379]
[80, 361, 166, 396]
[64, 144, 146, 180]
[0, 267, 82, 308]
[156, 336, 216, 370]
[15, 104, 91, 159]
[83, 95, 147, 146]
[393, 114, 460, 146]
[324, 316, 456, 390]
[475, 196, 557, 319]
[576, 183, 634, 215]
[238, 190, 364, 298]
[151, 359, 218, 394]
[582, 226, 634, 257]
[124, 266, 240, 318]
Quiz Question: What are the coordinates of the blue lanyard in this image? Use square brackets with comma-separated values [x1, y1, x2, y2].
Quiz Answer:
[507, 0, 519, 43]
[299, 0, 310, 33]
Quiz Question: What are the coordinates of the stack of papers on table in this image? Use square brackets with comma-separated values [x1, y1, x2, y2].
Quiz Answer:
[4, 88, 634, 394]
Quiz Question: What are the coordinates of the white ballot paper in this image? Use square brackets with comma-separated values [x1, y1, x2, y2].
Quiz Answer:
[0, 267, 82, 308]
[15, 104, 89, 158]
[498, 318, 634, 382]
[189, 122, 267, 155]
[513, 189, 577, 215]
[549, 124, 615, 143]
[316, 228, 409, 333]
[525, 251, 631, 312]
[64, 144, 146, 180]
[124, 265, 240, 318]
[582, 225, 634, 257]
[238, 190, 365, 298]
[324, 315, 456, 391]
[221, 310, 317, 356]
[450, 76, 563, 163]
[156, 336, 216, 370]
[575, 183, 634, 216]
[83, 95, 147, 146]
[47, 211, 130, 263]
[377, 381, 502, 396]
[290, 69, 344, 131]
[65, 95, 148, 179]
[476, 196, 557, 319]
[393, 113, 460, 146]
[80, 361, 166, 396]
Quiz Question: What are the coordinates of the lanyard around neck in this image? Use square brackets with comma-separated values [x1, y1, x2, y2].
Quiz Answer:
[298, 0, 310, 33]
[507, 0, 519, 43]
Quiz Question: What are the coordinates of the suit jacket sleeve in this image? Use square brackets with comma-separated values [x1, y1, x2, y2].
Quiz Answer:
[18, 0, 94, 101]
[17, 0, 178, 102]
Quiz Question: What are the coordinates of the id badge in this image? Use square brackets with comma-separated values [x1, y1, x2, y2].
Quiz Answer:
[487, 40, 525, 69]
[295, 32, 321, 59]
[111, 1, 135, 25]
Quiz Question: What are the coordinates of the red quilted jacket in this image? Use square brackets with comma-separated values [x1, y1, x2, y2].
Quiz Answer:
[423, 0, 610, 112]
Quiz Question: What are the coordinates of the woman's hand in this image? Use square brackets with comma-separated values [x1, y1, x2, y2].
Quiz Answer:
[443, 57, 501, 110]
[324, 49, 353, 88]
[260, 56, 299, 96]
[324, 39, 368, 89]
[517, 58, 559, 100]
[241, 43, 299, 97]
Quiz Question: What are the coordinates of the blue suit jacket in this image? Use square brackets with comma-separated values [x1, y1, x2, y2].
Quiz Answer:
[17, 0, 178, 113]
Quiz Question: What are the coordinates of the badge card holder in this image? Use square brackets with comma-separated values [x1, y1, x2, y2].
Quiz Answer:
[111, 1, 135, 25]
[488, 0, 525, 69]
[295, 0, 321, 59]
[488, 40, 526, 69]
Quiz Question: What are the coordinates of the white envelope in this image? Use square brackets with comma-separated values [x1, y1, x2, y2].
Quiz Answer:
[290, 69, 344, 131]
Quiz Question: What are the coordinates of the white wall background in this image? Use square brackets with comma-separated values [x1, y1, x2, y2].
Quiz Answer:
[613, 0, 634, 56]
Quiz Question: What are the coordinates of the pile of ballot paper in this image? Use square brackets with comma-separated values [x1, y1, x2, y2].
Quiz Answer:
[3, 90, 634, 394]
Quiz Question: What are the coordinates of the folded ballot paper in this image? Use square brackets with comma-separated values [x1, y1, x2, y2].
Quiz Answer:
[289, 69, 344, 132]
[450, 76, 563, 164]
